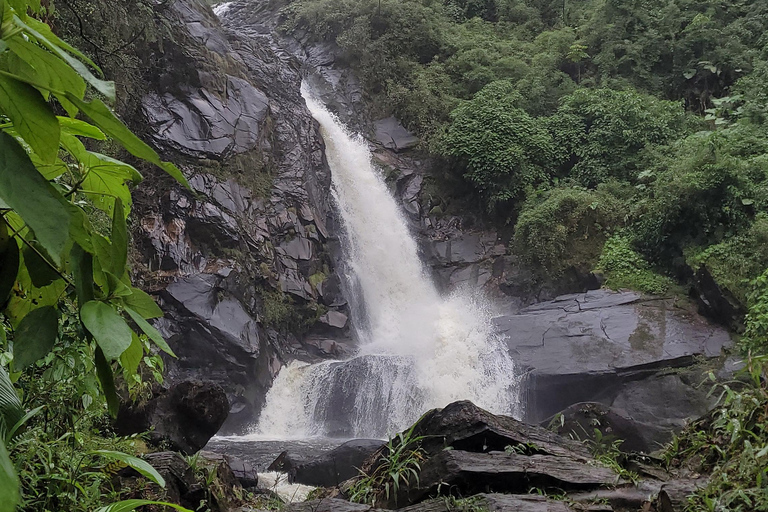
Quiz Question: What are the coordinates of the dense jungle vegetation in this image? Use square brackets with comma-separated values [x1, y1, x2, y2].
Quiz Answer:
[0, 0, 766, 510]
[283, 0, 768, 307]
[282, 0, 768, 508]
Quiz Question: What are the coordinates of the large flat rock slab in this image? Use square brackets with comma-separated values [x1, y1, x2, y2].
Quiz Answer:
[398, 494, 575, 511]
[396, 450, 618, 506]
[492, 289, 732, 426]
[494, 289, 730, 376]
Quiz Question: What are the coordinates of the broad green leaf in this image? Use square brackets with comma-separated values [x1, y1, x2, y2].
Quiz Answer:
[0, 237, 19, 308]
[0, 74, 60, 163]
[68, 207, 95, 254]
[23, 17, 104, 78]
[124, 307, 176, 358]
[5, 257, 66, 327]
[21, 241, 59, 288]
[12, 306, 58, 370]
[14, 16, 115, 101]
[122, 288, 163, 319]
[0, 441, 19, 512]
[1, 0, 11, 22]
[6, 36, 85, 116]
[0, 0, 22, 18]
[92, 450, 166, 487]
[60, 134, 140, 217]
[90, 152, 143, 182]
[0, 132, 71, 265]
[105, 272, 132, 298]
[71, 244, 95, 307]
[95, 500, 194, 512]
[6, 405, 43, 441]
[94, 346, 119, 418]
[2, 126, 68, 179]
[64, 94, 190, 188]
[58, 117, 106, 139]
[120, 332, 143, 377]
[109, 198, 128, 275]
[81, 301, 132, 360]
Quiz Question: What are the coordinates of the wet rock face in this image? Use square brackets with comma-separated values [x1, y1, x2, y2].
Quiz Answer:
[493, 289, 733, 442]
[122, 0, 350, 431]
[116, 381, 229, 455]
[144, 75, 269, 158]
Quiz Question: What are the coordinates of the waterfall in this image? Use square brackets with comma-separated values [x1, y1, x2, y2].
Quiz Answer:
[254, 84, 520, 438]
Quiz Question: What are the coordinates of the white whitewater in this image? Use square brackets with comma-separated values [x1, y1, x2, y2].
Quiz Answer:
[254, 84, 519, 438]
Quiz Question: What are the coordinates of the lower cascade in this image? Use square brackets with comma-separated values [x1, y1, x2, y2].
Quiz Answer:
[254, 84, 521, 438]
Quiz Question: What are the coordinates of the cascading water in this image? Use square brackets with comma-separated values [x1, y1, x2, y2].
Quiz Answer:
[255, 84, 520, 438]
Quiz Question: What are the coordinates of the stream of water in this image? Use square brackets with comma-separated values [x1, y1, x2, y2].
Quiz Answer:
[252, 84, 520, 439]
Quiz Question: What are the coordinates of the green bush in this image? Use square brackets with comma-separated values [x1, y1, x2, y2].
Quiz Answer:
[513, 186, 628, 279]
[686, 214, 768, 304]
[742, 269, 768, 354]
[633, 124, 768, 264]
[547, 88, 687, 187]
[595, 235, 675, 295]
[663, 355, 768, 511]
[440, 80, 556, 210]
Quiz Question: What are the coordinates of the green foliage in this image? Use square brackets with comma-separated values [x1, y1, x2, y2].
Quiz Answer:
[440, 80, 556, 210]
[0, 0, 190, 509]
[589, 433, 639, 485]
[663, 356, 768, 511]
[513, 186, 628, 279]
[348, 424, 425, 507]
[741, 270, 768, 354]
[633, 123, 768, 266]
[547, 88, 687, 187]
[596, 235, 675, 295]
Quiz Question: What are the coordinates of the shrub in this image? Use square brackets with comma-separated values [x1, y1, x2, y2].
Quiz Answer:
[547, 88, 687, 187]
[742, 269, 768, 354]
[596, 235, 675, 295]
[513, 185, 627, 279]
[686, 214, 768, 305]
[440, 80, 556, 210]
[348, 424, 425, 507]
[633, 124, 768, 265]
[663, 355, 768, 511]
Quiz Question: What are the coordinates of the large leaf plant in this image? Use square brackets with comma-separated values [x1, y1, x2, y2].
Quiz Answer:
[0, 0, 189, 508]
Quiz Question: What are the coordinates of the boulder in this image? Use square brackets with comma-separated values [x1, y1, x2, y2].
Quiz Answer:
[291, 439, 386, 487]
[117, 380, 229, 455]
[224, 454, 259, 488]
[543, 402, 654, 453]
[693, 265, 745, 331]
[138, 451, 197, 503]
[374, 117, 419, 151]
[656, 478, 709, 512]
[390, 450, 619, 507]
[493, 289, 732, 441]
[404, 401, 592, 460]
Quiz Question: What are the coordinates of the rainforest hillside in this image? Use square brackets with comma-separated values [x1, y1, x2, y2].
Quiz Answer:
[283, 0, 768, 323]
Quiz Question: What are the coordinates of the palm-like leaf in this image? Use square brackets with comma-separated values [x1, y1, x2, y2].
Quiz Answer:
[0, 367, 23, 443]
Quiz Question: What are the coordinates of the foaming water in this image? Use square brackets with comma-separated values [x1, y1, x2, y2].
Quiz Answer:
[253, 84, 520, 438]
[258, 472, 315, 502]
